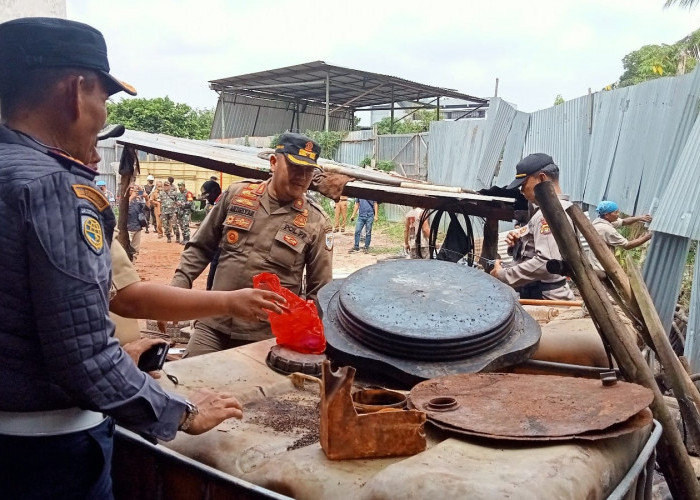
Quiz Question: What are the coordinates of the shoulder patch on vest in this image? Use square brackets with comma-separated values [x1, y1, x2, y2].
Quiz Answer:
[72, 184, 109, 211]
[80, 207, 104, 254]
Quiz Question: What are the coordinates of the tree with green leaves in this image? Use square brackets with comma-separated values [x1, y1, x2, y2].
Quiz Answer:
[617, 28, 700, 87]
[106, 97, 214, 140]
[554, 94, 565, 106]
[375, 108, 440, 135]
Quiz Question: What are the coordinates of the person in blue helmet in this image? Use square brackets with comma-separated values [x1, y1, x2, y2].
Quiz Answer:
[588, 200, 652, 274]
[96, 178, 116, 207]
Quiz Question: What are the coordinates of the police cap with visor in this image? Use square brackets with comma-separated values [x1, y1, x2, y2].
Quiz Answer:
[275, 133, 321, 168]
[0, 17, 136, 97]
[506, 153, 556, 190]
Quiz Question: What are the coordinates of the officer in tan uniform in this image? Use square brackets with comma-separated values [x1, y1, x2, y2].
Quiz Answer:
[172, 133, 334, 356]
[490, 153, 574, 300]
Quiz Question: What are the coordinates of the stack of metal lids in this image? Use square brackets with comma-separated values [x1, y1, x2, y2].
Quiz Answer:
[319, 260, 541, 387]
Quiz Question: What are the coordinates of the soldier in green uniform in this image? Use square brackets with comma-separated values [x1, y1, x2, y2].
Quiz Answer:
[172, 133, 334, 356]
[159, 180, 180, 243]
[176, 181, 194, 244]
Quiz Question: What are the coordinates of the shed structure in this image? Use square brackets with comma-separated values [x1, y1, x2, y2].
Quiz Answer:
[208, 61, 488, 139]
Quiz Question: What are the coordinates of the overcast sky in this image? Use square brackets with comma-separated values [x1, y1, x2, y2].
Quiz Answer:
[66, 0, 699, 114]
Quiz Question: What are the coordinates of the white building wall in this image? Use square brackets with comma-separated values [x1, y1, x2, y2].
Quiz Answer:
[0, 0, 66, 23]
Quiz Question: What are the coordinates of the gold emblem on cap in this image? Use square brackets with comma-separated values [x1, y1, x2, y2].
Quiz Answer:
[304, 141, 313, 152]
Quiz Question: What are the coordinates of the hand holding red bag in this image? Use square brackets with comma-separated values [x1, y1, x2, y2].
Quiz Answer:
[253, 272, 326, 354]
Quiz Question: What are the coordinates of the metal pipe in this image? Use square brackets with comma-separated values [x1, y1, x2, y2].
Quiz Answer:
[518, 359, 621, 379]
[606, 420, 663, 500]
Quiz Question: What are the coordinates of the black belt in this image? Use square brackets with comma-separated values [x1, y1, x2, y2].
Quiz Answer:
[517, 279, 567, 300]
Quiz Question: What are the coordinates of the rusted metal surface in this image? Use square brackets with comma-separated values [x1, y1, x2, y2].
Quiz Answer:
[409, 373, 654, 439]
[320, 361, 426, 460]
[320, 261, 541, 387]
[424, 408, 653, 442]
[352, 388, 407, 414]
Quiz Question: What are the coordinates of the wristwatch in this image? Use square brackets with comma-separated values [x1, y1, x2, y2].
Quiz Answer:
[178, 400, 199, 432]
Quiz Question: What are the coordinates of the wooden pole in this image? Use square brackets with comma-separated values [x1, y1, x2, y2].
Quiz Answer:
[628, 256, 700, 447]
[518, 299, 583, 307]
[566, 203, 654, 347]
[566, 204, 632, 302]
[534, 181, 700, 500]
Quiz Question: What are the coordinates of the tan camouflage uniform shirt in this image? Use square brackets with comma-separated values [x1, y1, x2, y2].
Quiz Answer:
[496, 195, 574, 300]
[172, 179, 333, 342]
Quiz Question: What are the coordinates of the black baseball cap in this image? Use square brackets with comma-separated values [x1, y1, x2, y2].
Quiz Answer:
[97, 124, 125, 141]
[0, 17, 136, 96]
[506, 153, 556, 190]
[275, 132, 321, 168]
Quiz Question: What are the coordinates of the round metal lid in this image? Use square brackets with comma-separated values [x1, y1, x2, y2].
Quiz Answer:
[336, 261, 517, 361]
[409, 373, 654, 439]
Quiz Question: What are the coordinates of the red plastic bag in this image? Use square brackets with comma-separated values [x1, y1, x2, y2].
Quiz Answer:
[253, 272, 326, 354]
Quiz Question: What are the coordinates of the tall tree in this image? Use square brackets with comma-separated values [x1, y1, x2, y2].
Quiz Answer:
[617, 28, 700, 87]
[107, 97, 214, 140]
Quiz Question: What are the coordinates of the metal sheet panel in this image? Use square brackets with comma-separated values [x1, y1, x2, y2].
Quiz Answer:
[476, 98, 518, 189]
[651, 100, 700, 239]
[496, 111, 530, 187]
[427, 119, 485, 189]
[684, 251, 700, 371]
[642, 233, 691, 334]
[525, 94, 592, 201]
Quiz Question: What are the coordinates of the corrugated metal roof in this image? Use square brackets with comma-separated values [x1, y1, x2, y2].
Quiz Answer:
[211, 93, 353, 139]
[116, 129, 515, 220]
[209, 61, 488, 109]
[642, 233, 692, 332]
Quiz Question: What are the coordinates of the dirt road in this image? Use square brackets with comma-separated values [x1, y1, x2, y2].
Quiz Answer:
[132, 223, 402, 286]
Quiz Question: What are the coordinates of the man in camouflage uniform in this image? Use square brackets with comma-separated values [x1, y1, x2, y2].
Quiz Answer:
[176, 181, 194, 244]
[159, 180, 180, 243]
[172, 133, 334, 356]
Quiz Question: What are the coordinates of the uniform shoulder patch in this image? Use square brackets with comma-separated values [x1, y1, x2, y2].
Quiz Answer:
[325, 230, 334, 251]
[72, 184, 109, 211]
[539, 219, 551, 235]
[80, 207, 104, 254]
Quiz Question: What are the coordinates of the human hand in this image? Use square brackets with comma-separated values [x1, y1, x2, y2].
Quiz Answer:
[123, 338, 168, 379]
[374, 216, 378, 222]
[226, 288, 287, 322]
[640, 214, 652, 223]
[489, 259, 503, 278]
[182, 389, 243, 435]
[505, 230, 521, 247]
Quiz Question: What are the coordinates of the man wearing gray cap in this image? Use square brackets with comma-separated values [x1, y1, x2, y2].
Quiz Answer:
[490, 153, 574, 300]
[0, 17, 242, 499]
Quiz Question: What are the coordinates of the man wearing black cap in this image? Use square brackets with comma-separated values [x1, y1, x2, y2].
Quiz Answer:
[0, 18, 242, 499]
[489, 153, 574, 300]
[172, 132, 334, 356]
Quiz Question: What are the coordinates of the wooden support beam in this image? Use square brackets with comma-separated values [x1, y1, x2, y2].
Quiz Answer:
[534, 181, 700, 500]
